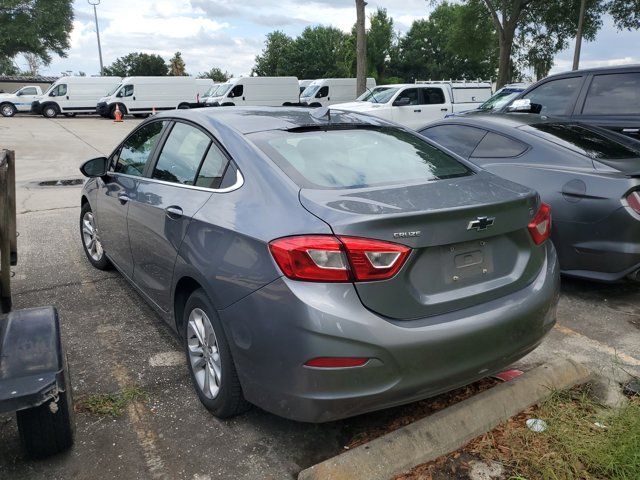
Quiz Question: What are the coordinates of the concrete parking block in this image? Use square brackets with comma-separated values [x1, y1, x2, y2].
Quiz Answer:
[298, 359, 592, 480]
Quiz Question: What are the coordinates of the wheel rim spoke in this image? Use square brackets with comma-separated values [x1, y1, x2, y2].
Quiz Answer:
[187, 308, 222, 400]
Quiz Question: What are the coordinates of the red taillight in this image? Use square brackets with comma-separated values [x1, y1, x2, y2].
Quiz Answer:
[528, 203, 552, 245]
[304, 357, 369, 368]
[339, 236, 411, 281]
[269, 235, 411, 282]
[627, 191, 640, 214]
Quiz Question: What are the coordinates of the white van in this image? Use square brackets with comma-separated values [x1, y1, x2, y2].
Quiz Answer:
[205, 77, 299, 107]
[97, 77, 214, 118]
[299, 78, 376, 107]
[31, 76, 121, 118]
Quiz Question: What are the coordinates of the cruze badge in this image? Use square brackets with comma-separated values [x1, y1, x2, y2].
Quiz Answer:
[467, 216, 495, 231]
[393, 231, 421, 239]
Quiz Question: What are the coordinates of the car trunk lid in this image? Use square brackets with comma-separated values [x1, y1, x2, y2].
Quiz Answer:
[300, 171, 544, 320]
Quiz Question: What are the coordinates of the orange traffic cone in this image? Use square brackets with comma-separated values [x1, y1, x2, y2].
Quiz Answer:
[114, 104, 123, 123]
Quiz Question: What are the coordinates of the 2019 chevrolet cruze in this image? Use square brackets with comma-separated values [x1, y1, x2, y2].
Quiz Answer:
[79, 107, 559, 422]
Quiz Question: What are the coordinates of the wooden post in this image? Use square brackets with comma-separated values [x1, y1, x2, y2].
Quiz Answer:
[0, 149, 17, 313]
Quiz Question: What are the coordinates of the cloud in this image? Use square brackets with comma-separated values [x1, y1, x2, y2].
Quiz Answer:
[43, 1, 638, 80]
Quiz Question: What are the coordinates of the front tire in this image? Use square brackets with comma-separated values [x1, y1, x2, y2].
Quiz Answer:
[16, 355, 75, 458]
[1, 103, 17, 117]
[177, 103, 190, 109]
[80, 203, 111, 270]
[184, 289, 249, 418]
[43, 104, 59, 118]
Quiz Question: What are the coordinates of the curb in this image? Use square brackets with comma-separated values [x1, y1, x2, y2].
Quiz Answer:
[298, 359, 591, 480]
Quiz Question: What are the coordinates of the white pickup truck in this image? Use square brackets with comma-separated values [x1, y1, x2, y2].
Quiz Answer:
[0, 85, 43, 117]
[332, 82, 492, 129]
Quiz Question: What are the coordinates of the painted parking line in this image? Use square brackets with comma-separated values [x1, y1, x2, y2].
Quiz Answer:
[554, 324, 640, 367]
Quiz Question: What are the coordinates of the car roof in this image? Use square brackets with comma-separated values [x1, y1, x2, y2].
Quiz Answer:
[427, 112, 558, 130]
[159, 106, 393, 134]
[534, 64, 640, 80]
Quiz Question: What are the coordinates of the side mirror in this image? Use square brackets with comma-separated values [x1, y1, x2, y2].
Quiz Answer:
[80, 156, 108, 177]
[507, 98, 542, 114]
[394, 97, 411, 107]
[50, 92, 57, 97]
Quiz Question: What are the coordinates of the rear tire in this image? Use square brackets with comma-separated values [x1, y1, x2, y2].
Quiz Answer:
[17, 356, 75, 458]
[43, 104, 59, 118]
[1, 103, 16, 117]
[183, 288, 250, 418]
[63, 113, 76, 118]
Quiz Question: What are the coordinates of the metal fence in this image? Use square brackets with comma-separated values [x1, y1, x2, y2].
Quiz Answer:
[0, 150, 17, 313]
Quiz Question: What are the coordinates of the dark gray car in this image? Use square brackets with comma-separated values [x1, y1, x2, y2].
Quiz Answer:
[79, 107, 559, 422]
[419, 113, 640, 282]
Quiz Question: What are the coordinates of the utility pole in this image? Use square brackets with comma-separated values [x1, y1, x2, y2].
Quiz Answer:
[355, 0, 367, 96]
[572, 0, 587, 70]
[88, 0, 104, 75]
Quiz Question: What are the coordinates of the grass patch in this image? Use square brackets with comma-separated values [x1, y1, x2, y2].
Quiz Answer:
[470, 387, 640, 480]
[79, 386, 148, 416]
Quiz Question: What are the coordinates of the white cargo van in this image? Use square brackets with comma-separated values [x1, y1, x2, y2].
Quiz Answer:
[97, 77, 214, 118]
[299, 78, 376, 107]
[332, 81, 492, 129]
[31, 76, 121, 118]
[204, 77, 299, 107]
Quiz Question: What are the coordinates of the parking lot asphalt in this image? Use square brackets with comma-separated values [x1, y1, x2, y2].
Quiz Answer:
[1, 115, 639, 480]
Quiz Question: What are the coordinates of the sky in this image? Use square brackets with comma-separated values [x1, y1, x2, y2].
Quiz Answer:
[21, 0, 640, 79]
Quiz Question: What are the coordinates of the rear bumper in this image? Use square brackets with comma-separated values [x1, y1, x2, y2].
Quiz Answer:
[219, 242, 560, 422]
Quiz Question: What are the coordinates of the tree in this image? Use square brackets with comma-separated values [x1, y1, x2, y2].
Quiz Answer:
[0, 0, 73, 65]
[0, 56, 19, 75]
[286, 26, 354, 79]
[198, 67, 231, 82]
[253, 31, 294, 76]
[168, 51, 187, 76]
[366, 8, 395, 82]
[103, 53, 168, 77]
[23, 52, 42, 76]
[396, 2, 497, 82]
[355, 0, 367, 96]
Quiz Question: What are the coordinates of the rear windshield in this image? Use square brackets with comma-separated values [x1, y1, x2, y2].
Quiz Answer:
[521, 123, 640, 160]
[249, 127, 473, 189]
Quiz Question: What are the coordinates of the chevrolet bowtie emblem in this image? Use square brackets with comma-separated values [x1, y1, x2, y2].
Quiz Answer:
[467, 216, 495, 231]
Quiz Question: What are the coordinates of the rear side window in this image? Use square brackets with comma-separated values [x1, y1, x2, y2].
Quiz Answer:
[522, 76, 583, 115]
[421, 88, 445, 105]
[114, 121, 166, 176]
[153, 123, 211, 185]
[195, 144, 229, 189]
[22, 87, 37, 95]
[583, 73, 640, 115]
[522, 123, 640, 160]
[471, 132, 528, 158]
[250, 127, 472, 189]
[420, 124, 486, 158]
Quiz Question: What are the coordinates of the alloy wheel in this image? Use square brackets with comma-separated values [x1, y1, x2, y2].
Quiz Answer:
[1, 104, 15, 117]
[81, 211, 104, 261]
[187, 308, 222, 399]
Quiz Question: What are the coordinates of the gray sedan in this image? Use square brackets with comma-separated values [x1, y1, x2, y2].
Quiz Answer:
[419, 113, 640, 282]
[79, 107, 558, 422]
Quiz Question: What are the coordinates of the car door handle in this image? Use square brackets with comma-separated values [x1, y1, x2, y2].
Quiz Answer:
[414, 109, 422, 113]
[133, 96, 136, 101]
[66, 96, 69, 100]
[440, 108, 448, 112]
[165, 206, 183, 219]
[117, 193, 130, 204]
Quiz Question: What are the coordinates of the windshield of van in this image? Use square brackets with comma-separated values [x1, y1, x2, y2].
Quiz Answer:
[249, 126, 472, 189]
[203, 85, 220, 98]
[107, 83, 122, 96]
[356, 87, 400, 104]
[215, 83, 232, 97]
[301, 85, 320, 98]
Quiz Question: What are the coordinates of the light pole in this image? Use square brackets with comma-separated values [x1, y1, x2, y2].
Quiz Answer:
[88, 0, 104, 75]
